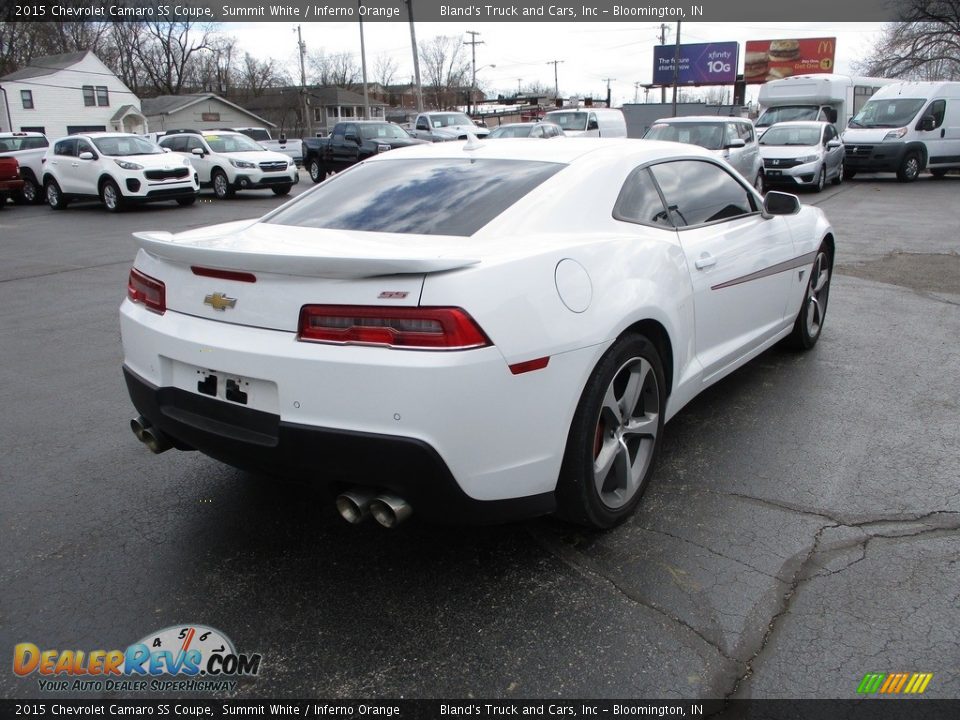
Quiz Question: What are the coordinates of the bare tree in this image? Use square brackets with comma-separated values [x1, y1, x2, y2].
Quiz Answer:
[855, 2, 960, 79]
[0, 21, 112, 77]
[136, 21, 215, 95]
[418, 35, 470, 109]
[308, 50, 359, 88]
[237, 53, 290, 97]
[373, 53, 399, 89]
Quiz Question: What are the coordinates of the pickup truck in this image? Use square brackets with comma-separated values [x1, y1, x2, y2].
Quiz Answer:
[301, 121, 427, 183]
[410, 111, 490, 143]
[0, 155, 24, 209]
[231, 127, 304, 167]
[0, 132, 49, 204]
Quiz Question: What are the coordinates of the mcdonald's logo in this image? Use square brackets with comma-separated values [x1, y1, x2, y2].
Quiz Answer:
[857, 672, 934, 694]
[818, 39, 835, 54]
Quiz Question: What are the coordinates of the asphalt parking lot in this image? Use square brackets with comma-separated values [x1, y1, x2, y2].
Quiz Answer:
[1, 171, 958, 701]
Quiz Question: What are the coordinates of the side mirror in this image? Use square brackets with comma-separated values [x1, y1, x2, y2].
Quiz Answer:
[920, 115, 936, 132]
[725, 138, 746, 149]
[344, 133, 359, 144]
[587, 120, 599, 131]
[191, 147, 205, 156]
[763, 191, 801, 216]
[78, 151, 95, 160]
[162, 147, 171, 153]
[279, 134, 286, 143]
[826, 139, 841, 149]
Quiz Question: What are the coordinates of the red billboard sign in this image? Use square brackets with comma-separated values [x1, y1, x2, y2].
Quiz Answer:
[744, 38, 836, 84]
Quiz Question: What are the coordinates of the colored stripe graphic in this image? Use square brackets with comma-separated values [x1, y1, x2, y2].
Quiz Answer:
[857, 672, 933, 694]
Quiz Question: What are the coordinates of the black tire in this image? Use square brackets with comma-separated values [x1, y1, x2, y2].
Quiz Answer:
[785, 244, 832, 351]
[556, 333, 666, 529]
[14, 174, 42, 205]
[176, 195, 197, 206]
[930, 168, 948, 179]
[308, 158, 326, 183]
[843, 166, 857, 181]
[832, 161, 844, 185]
[896, 152, 921, 183]
[100, 178, 125, 212]
[212, 169, 234, 199]
[0, 192, 7, 209]
[45, 178, 68, 210]
[272, 184, 292, 196]
[813, 166, 826, 193]
[754, 171, 765, 195]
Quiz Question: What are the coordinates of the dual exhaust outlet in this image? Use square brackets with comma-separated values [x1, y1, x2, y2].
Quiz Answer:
[130, 415, 173, 454]
[336, 489, 412, 529]
[131, 416, 411, 528]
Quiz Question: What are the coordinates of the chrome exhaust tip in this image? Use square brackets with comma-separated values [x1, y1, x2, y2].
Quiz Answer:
[335, 489, 377, 524]
[130, 416, 149, 442]
[142, 427, 173, 454]
[369, 494, 413, 529]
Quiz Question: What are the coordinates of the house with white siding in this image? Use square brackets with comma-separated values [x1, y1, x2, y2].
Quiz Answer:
[140, 93, 275, 133]
[0, 51, 146, 139]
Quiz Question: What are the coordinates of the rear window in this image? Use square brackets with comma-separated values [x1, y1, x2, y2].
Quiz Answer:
[265, 158, 564, 237]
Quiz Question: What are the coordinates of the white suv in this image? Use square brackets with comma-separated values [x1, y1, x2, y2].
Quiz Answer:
[158, 130, 299, 199]
[42, 133, 199, 212]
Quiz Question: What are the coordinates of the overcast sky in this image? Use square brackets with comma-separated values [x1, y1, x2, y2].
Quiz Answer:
[228, 21, 886, 106]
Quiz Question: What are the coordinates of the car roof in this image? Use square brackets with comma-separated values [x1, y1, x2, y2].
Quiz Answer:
[364, 137, 716, 166]
[653, 116, 750, 124]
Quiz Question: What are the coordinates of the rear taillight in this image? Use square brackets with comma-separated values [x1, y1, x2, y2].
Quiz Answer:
[127, 268, 166, 314]
[298, 305, 491, 350]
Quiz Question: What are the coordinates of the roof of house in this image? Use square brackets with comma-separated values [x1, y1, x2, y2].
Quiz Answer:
[110, 104, 144, 122]
[241, 86, 387, 111]
[1, 51, 90, 81]
[140, 93, 275, 128]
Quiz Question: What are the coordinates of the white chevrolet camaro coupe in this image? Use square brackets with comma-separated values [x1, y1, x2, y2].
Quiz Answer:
[121, 138, 834, 529]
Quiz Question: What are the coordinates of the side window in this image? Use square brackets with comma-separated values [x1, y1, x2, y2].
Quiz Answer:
[824, 125, 836, 143]
[54, 139, 77, 157]
[613, 166, 672, 228]
[529, 126, 543, 138]
[77, 140, 95, 156]
[650, 160, 757, 227]
[332, 124, 345, 140]
[185, 136, 205, 153]
[724, 123, 739, 146]
[344, 124, 358, 139]
[925, 100, 946, 129]
[739, 122, 755, 143]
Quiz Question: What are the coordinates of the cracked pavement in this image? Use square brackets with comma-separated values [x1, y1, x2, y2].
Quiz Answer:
[1, 173, 958, 700]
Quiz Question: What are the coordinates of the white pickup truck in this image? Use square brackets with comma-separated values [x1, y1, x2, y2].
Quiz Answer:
[231, 127, 304, 167]
[0, 132, 49, 204]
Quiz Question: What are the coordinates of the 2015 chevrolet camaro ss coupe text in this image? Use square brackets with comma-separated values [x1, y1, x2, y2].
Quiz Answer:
[120, 139, 834, 529]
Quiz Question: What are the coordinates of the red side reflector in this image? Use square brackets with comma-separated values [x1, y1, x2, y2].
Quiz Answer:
[509, 357, 550, 375]
[298, 305, 491, 350]
[127, 268, 166, 314]
[191, 266, 257, 283]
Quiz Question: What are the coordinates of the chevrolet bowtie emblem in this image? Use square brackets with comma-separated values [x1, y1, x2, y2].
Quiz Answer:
[204, 292, 237, 311]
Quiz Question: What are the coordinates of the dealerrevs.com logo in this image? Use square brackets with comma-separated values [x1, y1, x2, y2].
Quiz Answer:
[13, 625, 262, 693]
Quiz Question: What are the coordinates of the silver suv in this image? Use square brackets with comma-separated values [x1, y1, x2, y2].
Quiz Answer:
[644, 116, 765, 193]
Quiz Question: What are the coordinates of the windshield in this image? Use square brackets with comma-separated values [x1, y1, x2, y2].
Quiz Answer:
[849, 98, 925, 128]
[489, 126, 533, 139]
[204, 134, 264, 153]
[265, 158, 563, 236]
[546, 112, 588, 131]
[92, 136, 162, 156]
[0, 135, 48, 151]
[426, 113, 473, 128]
[759, 126, 821, 146]
[644, 122, 725, 151]
[756, 106, 819, 128]
[359, 123, 410, 140]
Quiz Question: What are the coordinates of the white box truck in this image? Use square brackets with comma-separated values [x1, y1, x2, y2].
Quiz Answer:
[841, 81, 960, 182]
[756, 74, 896, 137]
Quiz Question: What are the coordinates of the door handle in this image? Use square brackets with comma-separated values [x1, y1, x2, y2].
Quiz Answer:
[695, 254, 717, 270]
[941, 129, 946, 138]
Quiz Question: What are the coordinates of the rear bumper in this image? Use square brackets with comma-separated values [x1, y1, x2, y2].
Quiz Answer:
[124, 366, 554, 524]
[0, 178, 24, 193]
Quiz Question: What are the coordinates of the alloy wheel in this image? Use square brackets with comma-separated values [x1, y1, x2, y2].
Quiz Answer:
[805, 251, 830, 338]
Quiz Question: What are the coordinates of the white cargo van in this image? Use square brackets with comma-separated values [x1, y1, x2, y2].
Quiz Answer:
[756, 74, 896, 137]
[841, 81, 960, 182]
[543, 108, 626, 137]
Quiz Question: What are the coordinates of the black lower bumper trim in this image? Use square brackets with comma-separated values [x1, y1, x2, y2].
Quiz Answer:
[123, 366, 555, 524]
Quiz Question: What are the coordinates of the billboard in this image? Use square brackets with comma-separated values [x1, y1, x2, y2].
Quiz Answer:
[652, 42, 739, 85]
[744, 38, 836, 84]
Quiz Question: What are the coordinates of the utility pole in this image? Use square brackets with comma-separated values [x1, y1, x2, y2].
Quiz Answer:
[671, 21, 681, 116]
[358, 1, 370, 119]
[465, 30, 483, 116]
[659, 23, 668, 103]
[295, 25, 312, 137]
[405, 0, 424, 112]
[633, 81, 641, 103]
[547, 59, 564, 101]
[602, 77, 616, 108]
[517, 78, 522, 96]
